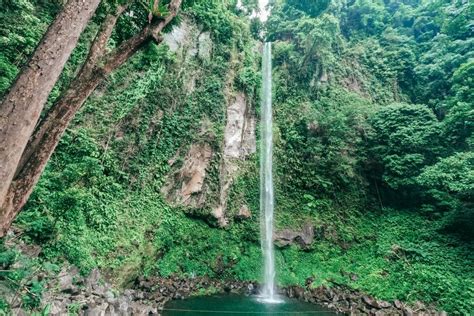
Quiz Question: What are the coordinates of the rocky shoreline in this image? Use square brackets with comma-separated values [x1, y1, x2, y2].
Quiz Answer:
[9, 267, 444, 315]
[284, 283, 444, 315]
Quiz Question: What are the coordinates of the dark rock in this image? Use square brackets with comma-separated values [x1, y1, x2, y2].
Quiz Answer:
[274, 222, 314, 248]
[124, 289, 135, 298]
[394, 299, 403, 309]
[327, 287, 335, 300]
[105, 304, 116, 315]
[413, 300, 426, 311]
[92, 285, 106, 297]
[362, 295, 380, 308]
[247, 283, 257, 295]
[293, 287, 304, 299]
[39, 271, 444, 316]
[85, 269, 101, 293]
[378, 300, 392, 308]
[310, 286, 328, 302]
[59, 273, 74, 292]
[305, 277, 314, 287]
[286, 287, 294, 298]
[117, 299, 129, 313]
[135, 291, 145, 300]
[85, 303, 108, 316]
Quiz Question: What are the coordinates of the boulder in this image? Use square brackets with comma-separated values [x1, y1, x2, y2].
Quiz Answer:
[362, 295, 380, 308]
[49, 301, 65, 315]
[236, 205, 252, 219]
[413, 300, 426, 311]
[59, 273, 74, 292]
[84, 303, 108, 316]
[247, 283, 257, 295]
[85, 269, 101, 293]
[274, 222, 314, 248]
[394, 299, 404, 309]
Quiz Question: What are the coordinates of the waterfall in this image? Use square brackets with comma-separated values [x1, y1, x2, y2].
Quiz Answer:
[260, 42, 278, 302]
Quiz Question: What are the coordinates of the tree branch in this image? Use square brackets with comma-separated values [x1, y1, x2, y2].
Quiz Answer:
[102, 0, 182, 73]
[83, 2, 131, 73]
[16, 2, 131, 176]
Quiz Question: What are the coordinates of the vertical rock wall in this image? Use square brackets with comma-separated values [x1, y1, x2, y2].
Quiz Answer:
[161, 19, 257, 224]
[213, 92, 256, 226]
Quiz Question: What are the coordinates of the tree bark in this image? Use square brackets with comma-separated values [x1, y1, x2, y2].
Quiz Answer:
[0, 0, 183, 236]
[0, 0, 101, 218]
[16, 3, 130, 174]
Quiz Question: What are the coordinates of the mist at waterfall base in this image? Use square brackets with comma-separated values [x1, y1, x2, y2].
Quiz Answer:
[163, 43, 337, 314]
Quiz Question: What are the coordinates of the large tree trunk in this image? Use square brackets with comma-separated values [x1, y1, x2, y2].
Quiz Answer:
[0, 0, 101, 220]
[0, 0, 183, 236]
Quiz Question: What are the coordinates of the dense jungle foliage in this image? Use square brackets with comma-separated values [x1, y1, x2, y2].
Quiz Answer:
[1, 0, 473, 314]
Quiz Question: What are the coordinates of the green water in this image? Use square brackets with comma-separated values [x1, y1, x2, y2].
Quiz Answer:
[162, 294, 338, 315]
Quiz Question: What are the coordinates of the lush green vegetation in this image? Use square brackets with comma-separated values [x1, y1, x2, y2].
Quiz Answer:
[264, 0, 473, 313]
[1, 0, 472, 314]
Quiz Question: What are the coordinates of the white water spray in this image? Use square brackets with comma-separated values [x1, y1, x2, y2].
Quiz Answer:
[260, 42, 279, 303]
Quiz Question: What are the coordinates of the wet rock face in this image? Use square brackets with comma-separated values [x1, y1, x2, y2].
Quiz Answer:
[224, 93, 247, 158]
[198, 32, 212, 60]
[179, 144, 212, 197]
[213, 92, 256, 226]
[224, 93, 256, 159]
[162, 143, 213, 207]
[163, 20, 192, 53]
[163, 19, 208, 62]
[274, 222, 314, 249]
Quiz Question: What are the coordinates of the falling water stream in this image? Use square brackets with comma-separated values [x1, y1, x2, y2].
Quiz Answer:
[260, 42, 278, 303]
